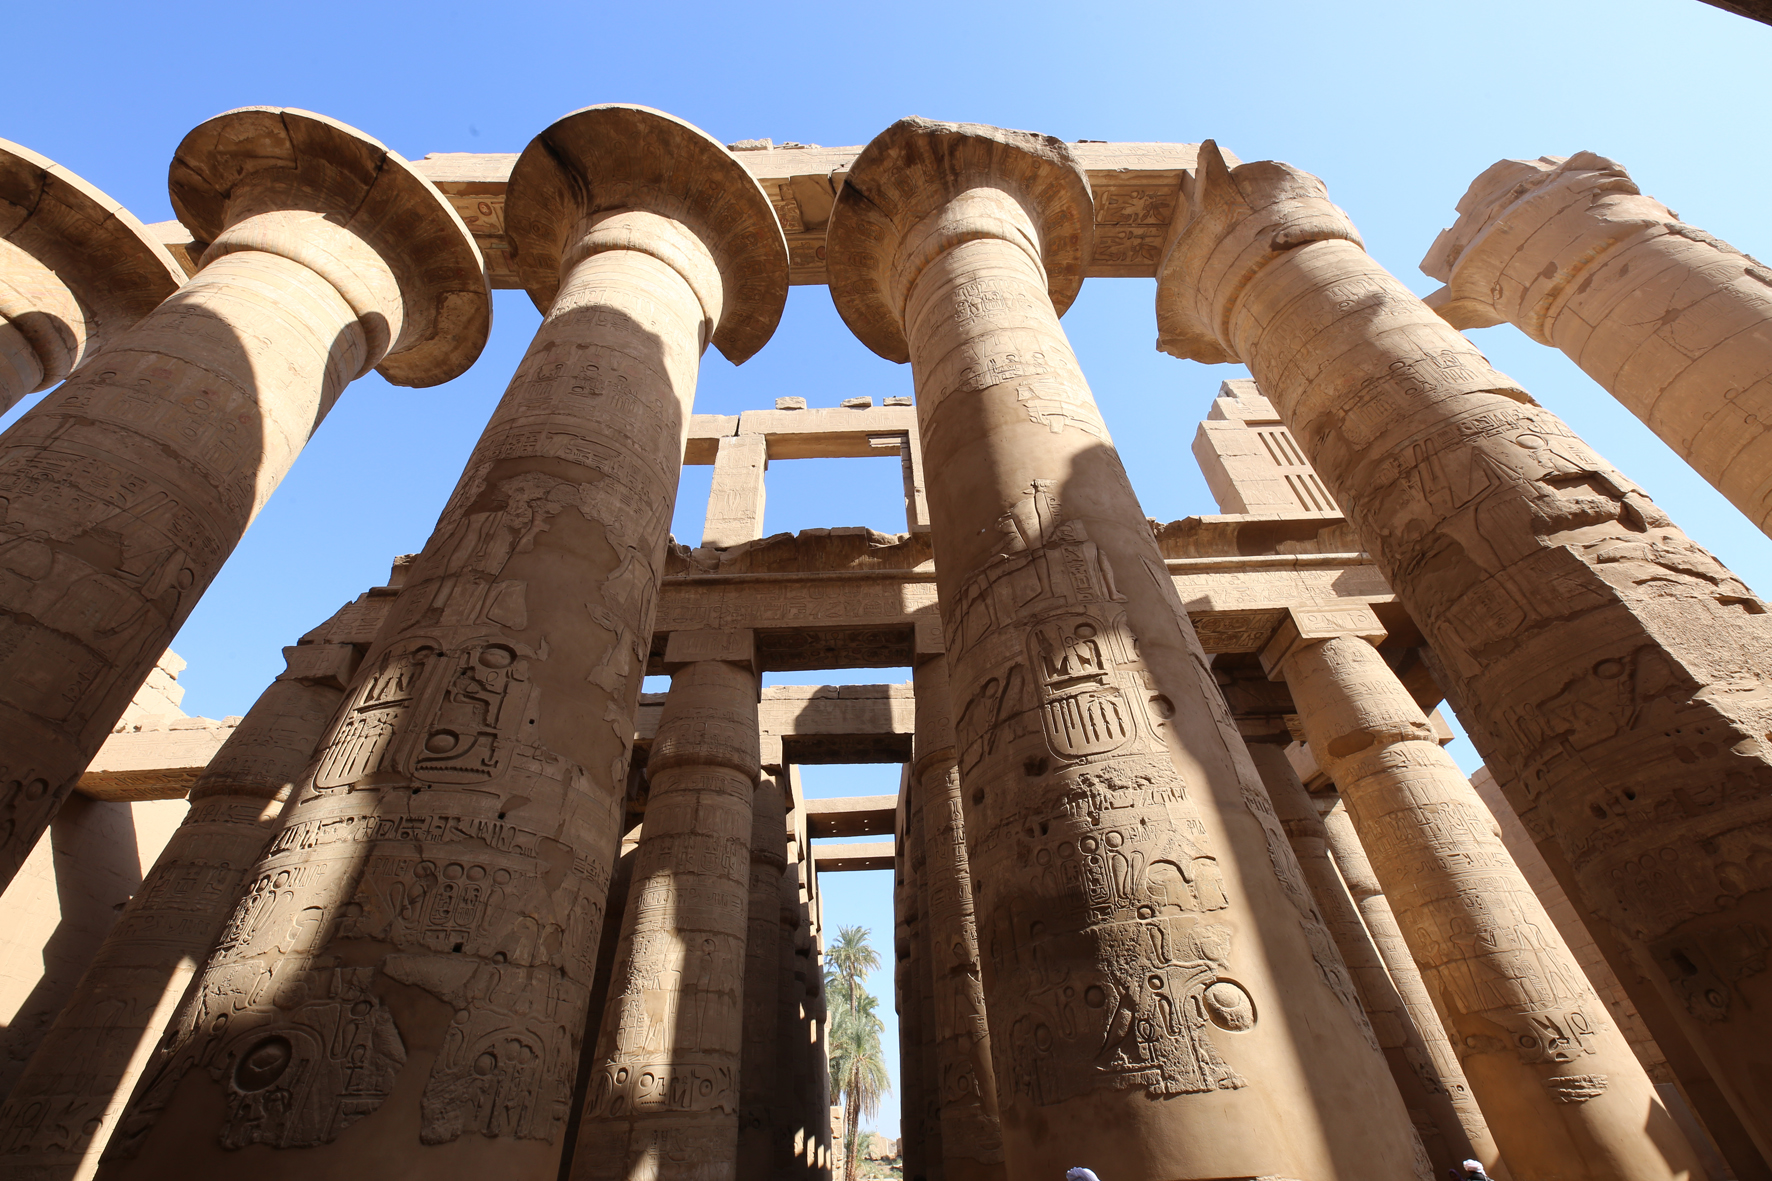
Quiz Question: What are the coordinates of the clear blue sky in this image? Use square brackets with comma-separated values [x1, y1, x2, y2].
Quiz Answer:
[6, 0, 1770, 1140]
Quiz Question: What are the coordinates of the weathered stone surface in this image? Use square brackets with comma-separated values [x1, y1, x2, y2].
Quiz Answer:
[912, 656, 1003, 1181]
[1424, 152, 1772, 537]
[0, 107, 490, 898]
[0, 138, 184, 409]
[1194, 380, 1339, 515]
[0, 581, 395, 1181]
[1157, 142, 1772, 1158]
[737, 768, 788, 1181]
[828, 116, 1422, 1181]
[576, 655, 761, 1180]
[1265, 607, 1701, 1180]
[97, 105, 783, 1181]
[1247, 740, 1493, 1176]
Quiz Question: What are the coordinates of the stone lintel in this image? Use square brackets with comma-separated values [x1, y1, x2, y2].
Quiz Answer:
[805, 795, 898, 838]
[1259, 603, 1388, 680]
[812, 840, 895, 873]
[77, 718, 239, 801]
[661, 627, 758, 673]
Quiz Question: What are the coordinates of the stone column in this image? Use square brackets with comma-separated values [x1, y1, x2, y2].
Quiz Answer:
[911, 655, 1003, 1181]
[1262, 604, 1702, 1180]
[826, 117, 1424, 1181]
[1317, 796, 1501, 1173]
[574, 639, 762, 1180]
[908, 783, 945, 1181]
[0, 108, 490, 895]
[704, 433, 768, 547]
[0, 137, 184, 410]
[96, 106, 786, 1181]
[893, 789, 930, 1181]
[779, 837, 815, 1177]
[1244, 739, 1495, 1177]
[1158, 142, 1772, 1155]
[737, 768, 788, 1181]
[0, 572, 401, 1181]
[1422, 152, 1772, 537]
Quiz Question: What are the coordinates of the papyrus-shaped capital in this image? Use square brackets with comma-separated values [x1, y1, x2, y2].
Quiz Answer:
[1155, 142, 1361, 364]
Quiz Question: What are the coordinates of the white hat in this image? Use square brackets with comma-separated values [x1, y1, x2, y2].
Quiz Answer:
[1067, 1170, 1101, 1181]
[1463, 1162, 1484, 1171]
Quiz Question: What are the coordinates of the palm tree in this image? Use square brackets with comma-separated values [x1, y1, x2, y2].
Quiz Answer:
[827, 924, 882, 1016]
[828, 991, 890, 1180]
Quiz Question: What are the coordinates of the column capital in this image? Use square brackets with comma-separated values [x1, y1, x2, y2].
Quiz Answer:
[1258, 603, 1386, 680]
[0, 138, 185, 393]
[170, 106, 491, 387]
[507, 103, 788, 363]
[1420, 151, 1680, 338]
[1155, 141, 1362, 365]
[826, 116, 1093, 362]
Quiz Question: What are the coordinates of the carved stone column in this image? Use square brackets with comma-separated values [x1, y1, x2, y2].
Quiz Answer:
[0, 108, 490, 895]
[827, 117, 1424, 1181]
[1263, 604, 1702, 1180]
[1316, 796, 1501, 1173]
[737, 768, 788, 1181]
[779, 839, 815, 1177]
[0, 572, 401, 1181]
[911, 655, 1003, 1181]
[894, 789, 931, 1181]
[97, 106, 785, 1181]
[0, 138, 184, 410]
[1158, 142, 1772, 1156]
[1244, 739, 1496, 1177]
[1423, 152, 1772, 536]
[575, 640, 762, 1180]
[908, 781, 945, 1181]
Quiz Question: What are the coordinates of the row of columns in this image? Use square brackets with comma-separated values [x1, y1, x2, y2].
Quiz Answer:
[0, 104, 1768, 1181]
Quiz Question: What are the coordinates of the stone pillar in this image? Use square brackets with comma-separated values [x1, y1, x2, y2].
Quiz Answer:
[737, 768, 788, 1181]
[779, 834, 816, 1178]
[1245, 740, 1497, 1176]
[96, 106, 786, 1181]
[911, 655, 1003, 1181]
[908, 781, 945, 1181]
[1157, 142, 1772, 1156]
[0, 108, 491, 895]
[0, 573, 400, 1181]
[0, 138, 184, 410]
[826, 117, 1424, 1181]
[574, 639, 762, 1180]
[704, 433, 768, 547]
[1261, 604, 1702, 1180]
[1422, 152, 1772, 537]
[893, 788, 930, 1181]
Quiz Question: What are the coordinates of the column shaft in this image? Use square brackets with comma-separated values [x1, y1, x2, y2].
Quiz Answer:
[1277, 625, 1700, 1180]
[0, 590, 380, 1180]
[828, 119, 1424, 1181]
[1424, 152, 1772, 535]
[908, 786, 945, 1181]
[912, 656, 1003, 1181]
[1245, 740, 1495, 1176]
[894, 795, 929, 1181]
[736, 769, 787, 1181]
[1158, 144, 1772, 1155]
[0, 110, 488, 895]
[574, 657, 760, 1180]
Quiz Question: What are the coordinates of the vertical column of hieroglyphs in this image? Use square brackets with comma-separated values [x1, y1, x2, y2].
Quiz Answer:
[1423, 153, 1772, 537]
[0, 110, 490, 893]
[1264, 605, 1701, 1179]
[826, 117, 1424, 1181]
[737, 766, 788, 1181]
[96, 105, 786, 1181]
[575, 637, 762, 1180]
[1157, 141, 1772, 1154]
[1243, 740, 1495, 1176]
[0, 566, 405, 1181]
[912, 655, 1004, 1181]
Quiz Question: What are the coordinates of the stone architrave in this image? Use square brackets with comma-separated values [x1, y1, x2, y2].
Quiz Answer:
[1261, 604, 1702, 1180]
[0, 108, 490, 895]
[737, 767, 789, 1181]
[1315, 797, 1503, 1173]
[96, 106, 786, 1181]
[911, 655, 1004, 1181]
[0, 575, 401, 1181]
[826, 117, 1424, 1181]
[1422, 153, 1772, 536]
[575, 638, 763, 1180]
[0, 138, 184, 410]
[1243, 740, 1495, 1177]
[1157, 142, 1772, 1156]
